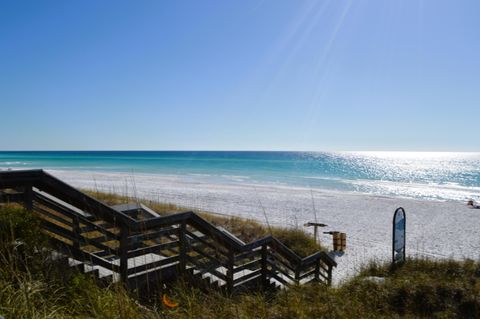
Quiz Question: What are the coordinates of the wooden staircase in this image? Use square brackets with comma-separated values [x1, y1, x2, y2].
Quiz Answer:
[0, 169, 336, 294]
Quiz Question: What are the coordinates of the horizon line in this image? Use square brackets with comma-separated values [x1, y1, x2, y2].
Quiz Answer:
[1, 149, 479, 153]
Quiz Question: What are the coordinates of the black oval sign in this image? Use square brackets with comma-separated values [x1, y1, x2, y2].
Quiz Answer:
[392, 207, 406, 264]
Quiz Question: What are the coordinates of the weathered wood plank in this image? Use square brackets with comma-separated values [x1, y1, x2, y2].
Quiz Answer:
[127, 255, 180, 275]
[233, 258, 261, 274]
[233, 269, 262, 285]
[186, 229, 229, 256]
[127, 240, 179, 259]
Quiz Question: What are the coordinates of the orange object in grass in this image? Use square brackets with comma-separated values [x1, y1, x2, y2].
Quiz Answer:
[162, 294, 179, 308]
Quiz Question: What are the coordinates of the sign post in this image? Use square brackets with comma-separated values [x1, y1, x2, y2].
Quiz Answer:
[304, 222, 328, 244]
[392, 207, 406, 265]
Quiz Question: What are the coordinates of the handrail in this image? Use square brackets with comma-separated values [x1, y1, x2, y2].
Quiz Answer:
[0, 169, 336, 292]
[33, 191, 121, 240]
[135, 212, 336, 267]
[0, 169, 135, 227]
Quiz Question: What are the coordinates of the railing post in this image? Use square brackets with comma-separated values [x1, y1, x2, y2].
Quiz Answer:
[178, 220, 187, 275]
[327, 265, 332, 286]
[314, 258, 320, 282]
[73, 215, 81, 251]
[119, 225, 130, 286]
[261, 244, 268, 290]
[24, 184, 33, 211]
[227, 250, 234, 294]
[295, 264, 300, 284]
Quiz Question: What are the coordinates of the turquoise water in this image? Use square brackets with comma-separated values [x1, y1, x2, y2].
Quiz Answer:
[1, 151, 479, 201]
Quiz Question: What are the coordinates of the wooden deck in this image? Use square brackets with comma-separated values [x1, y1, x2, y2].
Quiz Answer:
[0, 169, 336, 294]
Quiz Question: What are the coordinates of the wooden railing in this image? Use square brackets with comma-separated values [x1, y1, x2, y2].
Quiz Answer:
[0, 169, 336, 293]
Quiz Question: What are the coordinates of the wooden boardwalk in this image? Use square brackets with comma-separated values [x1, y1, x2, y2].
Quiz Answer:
[0, 169, 336, 294]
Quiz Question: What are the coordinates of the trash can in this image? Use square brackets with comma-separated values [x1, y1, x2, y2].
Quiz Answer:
[330, 231, 339, 251]
[340, 232, 347, 251]
[331, 231, 346, 252]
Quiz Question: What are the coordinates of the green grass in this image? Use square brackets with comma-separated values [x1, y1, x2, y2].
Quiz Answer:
[1, 193, 479, 318]
[0, 204, 150, 319]
[159, 257, 480, 319]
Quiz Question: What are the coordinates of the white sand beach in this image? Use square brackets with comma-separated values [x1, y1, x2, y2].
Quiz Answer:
[50, 169, 480, 284]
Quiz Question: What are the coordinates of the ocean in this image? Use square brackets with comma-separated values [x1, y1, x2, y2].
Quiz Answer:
[1, 151, 479, 202]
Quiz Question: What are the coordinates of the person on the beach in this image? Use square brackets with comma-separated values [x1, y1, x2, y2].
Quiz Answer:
[467, 200, 480, 209]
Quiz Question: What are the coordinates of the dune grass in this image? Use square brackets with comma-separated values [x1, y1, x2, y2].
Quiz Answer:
[158, 257, 479, 319]
[1, 193, 479, 318]
[0, 204, 150, 319]
[83, 189, 323, 256]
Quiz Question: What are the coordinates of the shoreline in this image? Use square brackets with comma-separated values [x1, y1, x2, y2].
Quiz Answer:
[43, 168, 478, 204]
[45, 168, 480, 284]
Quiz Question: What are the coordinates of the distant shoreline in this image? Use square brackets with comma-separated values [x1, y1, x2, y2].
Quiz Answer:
[47, 168, 473, 204]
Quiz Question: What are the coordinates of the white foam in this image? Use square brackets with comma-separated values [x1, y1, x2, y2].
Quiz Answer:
[349, 179, 480, 202]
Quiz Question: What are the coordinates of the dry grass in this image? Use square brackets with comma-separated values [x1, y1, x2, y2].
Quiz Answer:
[157, 258, 480, 319]
[83, 189, 324, 256]
[2, 196, 479, 318]
[0, 205, 152, 319]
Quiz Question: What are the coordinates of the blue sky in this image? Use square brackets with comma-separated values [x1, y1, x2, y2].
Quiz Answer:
[0, 0, 479, 151]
